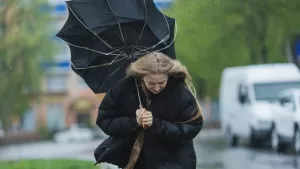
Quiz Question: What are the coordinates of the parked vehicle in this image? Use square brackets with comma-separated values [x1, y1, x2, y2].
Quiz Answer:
[271, 89, 300, 153]
[53, 124, 94, 143]
[219, 63, 300, 147]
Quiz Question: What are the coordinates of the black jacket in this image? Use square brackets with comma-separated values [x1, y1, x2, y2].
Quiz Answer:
[94, 77, 203, 169]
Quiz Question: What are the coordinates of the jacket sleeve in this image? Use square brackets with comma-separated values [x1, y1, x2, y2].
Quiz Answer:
[96, 81, 139, 137]
[146, 85, 203, 142]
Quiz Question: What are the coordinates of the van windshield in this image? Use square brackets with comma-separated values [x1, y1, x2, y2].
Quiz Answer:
[253, 81, 300, 101]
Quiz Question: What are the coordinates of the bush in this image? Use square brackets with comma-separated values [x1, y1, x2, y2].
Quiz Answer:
[36, 126, 52, 140]
[0, 159, 100, 169]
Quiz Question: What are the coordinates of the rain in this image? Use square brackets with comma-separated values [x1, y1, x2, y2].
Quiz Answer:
[1, 0, 300, 169]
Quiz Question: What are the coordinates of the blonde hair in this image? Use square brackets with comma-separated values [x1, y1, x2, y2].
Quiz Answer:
[126, 52, 203, 123]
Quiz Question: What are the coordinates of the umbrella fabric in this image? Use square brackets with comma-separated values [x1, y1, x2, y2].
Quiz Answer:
[56, 0, 176, 93]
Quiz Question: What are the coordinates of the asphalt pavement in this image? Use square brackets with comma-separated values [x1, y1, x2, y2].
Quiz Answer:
[2, 129, 300, 169]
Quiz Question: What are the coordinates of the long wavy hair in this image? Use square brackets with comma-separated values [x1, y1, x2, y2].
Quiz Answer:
[126, 52, 203, 123]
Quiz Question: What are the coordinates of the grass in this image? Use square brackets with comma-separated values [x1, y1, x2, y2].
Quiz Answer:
[0, 159, 100, 169]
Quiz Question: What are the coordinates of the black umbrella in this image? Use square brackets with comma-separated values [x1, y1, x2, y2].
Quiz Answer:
[56, 0, 176, 93]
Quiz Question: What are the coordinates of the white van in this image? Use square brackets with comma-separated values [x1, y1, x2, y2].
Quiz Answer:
[219, 63, 300, 147]
[271, 89, 300, 153]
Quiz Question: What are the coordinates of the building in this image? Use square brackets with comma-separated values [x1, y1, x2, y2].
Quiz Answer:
[294, 37, 300, 66]
[19, 0, 100, 133]
[19, 0, 173, 133]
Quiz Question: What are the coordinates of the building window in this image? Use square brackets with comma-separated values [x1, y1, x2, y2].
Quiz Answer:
[54, 40, 70, 61]
[295, 38, 300, 63]
[21, 107, 36, 132]
[46, 75, 67, 92]
[46, 103, 65, 131]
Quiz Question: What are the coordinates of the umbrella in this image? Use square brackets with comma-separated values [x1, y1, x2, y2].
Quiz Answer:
[56, 0, 177, 93]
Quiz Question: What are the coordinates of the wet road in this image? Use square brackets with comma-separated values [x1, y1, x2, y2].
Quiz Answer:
[2, 129, 300, 169]
[0, 139, 103, 160]
[196, 129, 300, 169]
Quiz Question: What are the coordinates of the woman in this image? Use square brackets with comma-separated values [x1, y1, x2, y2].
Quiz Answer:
[95, 52, 203, 169]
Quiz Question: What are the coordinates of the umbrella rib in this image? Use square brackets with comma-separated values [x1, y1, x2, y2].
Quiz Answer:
[130, 46, 150, 58]
[57, 37, 125, 56]
[131, 46, 149, 52]
[81, 47, 126, 78]
[133, 34, 169, 53]
[131, 46, 152, 57]
[106, 48, 140, 81]
[152, 1, 171, 45]
[105, 0, 125, 44]
[109, 48, 127, 65]
[71, 48, 128, 70]
[132, 1, 176, 54]
[66, 3, 122, 54]
[107, 59, 127, 78]
[153, 20, 177, 52]
[86, 43, 125, 70]
[136, 0, 148, 46]
[131, 45, 149, 49]
[132, 20, 177, 55]
[71, 56, 128, 70]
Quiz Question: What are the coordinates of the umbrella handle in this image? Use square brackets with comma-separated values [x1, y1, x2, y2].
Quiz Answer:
[135, 79, 148, 128]
[135, 79, 143, 108]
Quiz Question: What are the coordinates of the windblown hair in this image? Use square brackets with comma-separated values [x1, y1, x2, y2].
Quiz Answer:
[126, 52, 203, 123]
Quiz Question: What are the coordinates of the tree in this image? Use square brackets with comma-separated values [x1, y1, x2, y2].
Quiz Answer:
[166, 0, 300, 98]
[0, 0, 58, 130]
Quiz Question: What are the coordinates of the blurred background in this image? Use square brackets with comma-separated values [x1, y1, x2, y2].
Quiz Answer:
[1, 0, 300, 169]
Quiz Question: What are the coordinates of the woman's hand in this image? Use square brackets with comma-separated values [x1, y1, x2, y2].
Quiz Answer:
[136, 108, 145, 127]
[141, 111, 153, 129]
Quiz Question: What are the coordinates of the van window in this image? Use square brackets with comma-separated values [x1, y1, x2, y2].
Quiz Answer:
[238, 84, 248, 94]
[238, 84, 250, 103]
[279, 95, 296, 111]
[279, 96, 292, 105]
[253, 81, 300, 101]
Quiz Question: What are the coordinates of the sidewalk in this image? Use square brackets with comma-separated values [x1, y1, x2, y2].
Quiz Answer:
[68, 129, 223, 169]
[0, 139, 103, 161]
[68, 129, 222, 159]
[0, 129, 222, 169]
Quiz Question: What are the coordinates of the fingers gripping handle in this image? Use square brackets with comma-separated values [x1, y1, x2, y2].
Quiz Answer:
[135, 79, 145, 128]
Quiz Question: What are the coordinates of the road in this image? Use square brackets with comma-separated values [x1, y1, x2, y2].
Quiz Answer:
[196, 129, 300, 169]
[2, 129, 300, 169]
[0, 139, 102, 160]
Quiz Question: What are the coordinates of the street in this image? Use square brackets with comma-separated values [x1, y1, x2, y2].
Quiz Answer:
[0, 139, 102, 160]
[196, 129, 300, 169]
[2, 129, 300, 169]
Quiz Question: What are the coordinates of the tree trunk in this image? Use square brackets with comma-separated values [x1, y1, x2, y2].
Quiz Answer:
[246, 37, 257, 64]
[259, 12, 268, 63]
[260, 42, 268, 63]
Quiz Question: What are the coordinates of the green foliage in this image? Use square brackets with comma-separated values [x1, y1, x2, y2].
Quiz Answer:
[165, 0, 300, 98]
[0, 0, 58, 129]
[0, 159, 99, 169]
[36, 126, 52, 140]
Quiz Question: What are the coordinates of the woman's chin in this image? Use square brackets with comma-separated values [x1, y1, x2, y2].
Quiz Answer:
[150, 90, 161, 94]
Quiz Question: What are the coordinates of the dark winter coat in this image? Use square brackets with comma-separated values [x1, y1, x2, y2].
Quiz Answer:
[94, 76, 203, 169]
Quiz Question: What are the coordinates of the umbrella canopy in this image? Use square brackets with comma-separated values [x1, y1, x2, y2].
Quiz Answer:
[56, 0, 176, 93]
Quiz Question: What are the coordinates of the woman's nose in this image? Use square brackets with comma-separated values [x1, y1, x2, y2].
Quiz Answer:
[153, 85, 160, 91]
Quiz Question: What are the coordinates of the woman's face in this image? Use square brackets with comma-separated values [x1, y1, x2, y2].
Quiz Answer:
[143, 74, 168, 94]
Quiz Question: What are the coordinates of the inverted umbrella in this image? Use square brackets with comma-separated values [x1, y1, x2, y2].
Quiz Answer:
[56, 0, 177, 93]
